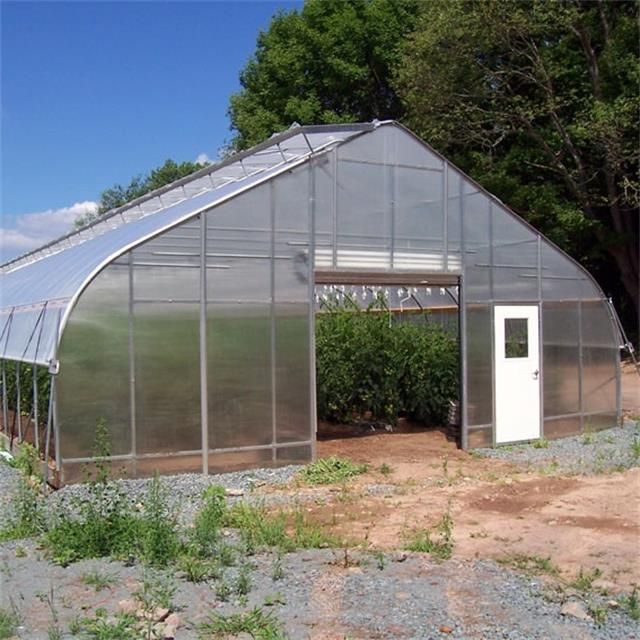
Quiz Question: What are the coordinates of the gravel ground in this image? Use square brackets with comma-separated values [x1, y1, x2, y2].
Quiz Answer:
[0, 545, 636, 639]
[475, 419, 640, 475]
[0, 461, 20, 516]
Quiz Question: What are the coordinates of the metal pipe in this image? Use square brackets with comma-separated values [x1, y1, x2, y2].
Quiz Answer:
[308, 161, 318, 462]
[1, 361, 6, 436]
[15, 363, 21, 441]
[270, 182, 277, 462]
[578, 299, 584, 433]
[128, 253, 137, 474]
[459, 176, 469, 450]
[44, 375, 54, 480]
[443, 162, 449, 272]
[199, 213, 209, 474]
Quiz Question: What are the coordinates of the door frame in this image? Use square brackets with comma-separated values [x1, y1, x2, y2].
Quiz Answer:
[492, 302, 543, 446]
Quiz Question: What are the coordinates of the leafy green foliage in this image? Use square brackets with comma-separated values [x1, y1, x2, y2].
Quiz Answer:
[81, 569, 117, 592]
[0, 476, 46, 541]
[191, 485, 227, 555]
[228, 0, 419, 150]
[396, 0, 639, 337]
[620, 588, 640, 621]
[299, 456, 368, 485]
[316, 296, 459, 425]
[225, 503, 339, 552]
[198, 606, 286, 640]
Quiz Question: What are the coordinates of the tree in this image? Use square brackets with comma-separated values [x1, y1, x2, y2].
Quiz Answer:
[75, 159, 205, 227]
[228, 0, 419, 150]
[395, 0, 639, 335]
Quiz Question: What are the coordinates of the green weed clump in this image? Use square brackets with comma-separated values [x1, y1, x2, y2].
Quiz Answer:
[225, 503, 339, 552]
[299, 456, 368, 485]
[404, 511, 454, 560]
[0, 476, 46, 541]
[191, 485, 227, 554]
[620, 588, 640, 620]
[198, 606, 286, 639]
[0, 605, 21, 639]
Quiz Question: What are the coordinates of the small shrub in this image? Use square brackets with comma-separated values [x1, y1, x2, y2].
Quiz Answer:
[192, 485, 227, 554]
[11, 443, 41, 479]
[70, 608, 138, 640]
[631, 437, 640, 460]
[198, 606, 286, 639]
[217, 542, 236, 567]
[404, 511, 454, 560]
[235, 563, 252, 595]
[299, 457, 369, 485]
[532, 438, 549, 449]
[215, 578, 231, 602]
[178, 554, 222, 583]
[134, 568, 176, 639]
[136, 474, 181, 566]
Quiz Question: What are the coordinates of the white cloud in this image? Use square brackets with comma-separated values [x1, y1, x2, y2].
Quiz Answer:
[195, 152, 214, 165]
[0, 201, 97, 263]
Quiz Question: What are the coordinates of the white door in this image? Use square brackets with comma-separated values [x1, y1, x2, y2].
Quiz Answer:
[494, 305, 540, 443]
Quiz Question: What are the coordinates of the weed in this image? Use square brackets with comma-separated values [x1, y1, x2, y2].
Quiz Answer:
[631, 437, 640, 460]
[192, 485, 226, 554]
[134, 568, 176, 640]
[178, 555, 221, 583]
[37, 589, 63, 640]
[10, 443, 42, 479]
[198, 606, 286, 639]
[137, 474, 181, 567]
[299, 457, 368, 485]
[81, 569, 117, 592]
[373, 550, 385, 570]
[271, 553, 284, 581]
[0, 604, 21, 639]
[263, 593, 286, 607]
[0, 476, 46, 541]
[217, 542, 236, 567]
[235, 564, 252, 595]
[379, 463, 393, 476]
[582, 432, 594, 445]
[568, 567, 602, 591]
[14, 545, 26, 558]
[532, 438, 549, 449]
[619, 588, 640, 620]
[215, 578, 231, 602]
[498, 554, 561, 577]
[588, 602, 608, 625]
[71, 608, 138, 640]
[404, 511, 454, 560]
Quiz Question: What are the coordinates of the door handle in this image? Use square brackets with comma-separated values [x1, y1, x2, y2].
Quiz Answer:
[532, 369, 539, 379]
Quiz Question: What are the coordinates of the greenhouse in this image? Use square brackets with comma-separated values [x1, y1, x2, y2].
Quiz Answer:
[0, 121, 623, 484]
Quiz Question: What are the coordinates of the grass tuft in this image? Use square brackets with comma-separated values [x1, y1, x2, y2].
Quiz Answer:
[298, 457, 369, 485]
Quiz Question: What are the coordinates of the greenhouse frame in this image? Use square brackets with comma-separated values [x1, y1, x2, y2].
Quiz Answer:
[0, 121, 623, 484]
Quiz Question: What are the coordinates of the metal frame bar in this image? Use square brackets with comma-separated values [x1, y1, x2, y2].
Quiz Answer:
[128, 252, 137, 474]
[459, 175, 469, 450]
[199, 213, 209, 474]
[269, 182, 277, 461]
[308, 161, 318, 462]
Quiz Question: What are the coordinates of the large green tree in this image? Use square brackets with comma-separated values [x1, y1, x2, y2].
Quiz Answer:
[228, 0, 419, 150]
[396, 0, 639, 334]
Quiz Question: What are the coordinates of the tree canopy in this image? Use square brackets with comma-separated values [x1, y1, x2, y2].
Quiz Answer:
[230, 0, 638, 336]
[227, 0, 419, 150]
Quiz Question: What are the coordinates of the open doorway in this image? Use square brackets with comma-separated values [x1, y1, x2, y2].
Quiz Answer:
[313, 271, 461, 447]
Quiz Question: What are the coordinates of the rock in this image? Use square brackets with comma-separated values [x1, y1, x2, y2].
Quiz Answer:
[117, 599, 137, 615]
[225, 487, 244, 496]
[560, 601, 591, 621]
[439, 625, 454, 634]
[395, 552, 408, 563]
[607, 600, 619, 609]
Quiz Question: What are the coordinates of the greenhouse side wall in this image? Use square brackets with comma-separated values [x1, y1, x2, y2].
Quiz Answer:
[57, 166, 315, 481]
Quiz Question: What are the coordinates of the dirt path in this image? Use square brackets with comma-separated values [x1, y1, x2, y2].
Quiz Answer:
[311, 429, 640, 592]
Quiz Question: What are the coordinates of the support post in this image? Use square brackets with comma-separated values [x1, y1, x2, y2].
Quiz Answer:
[1, 361, 7, 436]
[308, 161, 318, 461]
[128, 253, 137, 474]
[44, 375, 54, 483]
[15, 363, 21, 441]
[459, 177, 469, 450]
[270, 182, 277, 462]
[33, 365, 39, 452]
[199, 213, 209, 475]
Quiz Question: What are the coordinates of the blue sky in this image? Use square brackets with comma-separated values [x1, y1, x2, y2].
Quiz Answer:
[1, 0, 301, 260]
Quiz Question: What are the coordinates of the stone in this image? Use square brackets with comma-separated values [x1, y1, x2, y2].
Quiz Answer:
[226, 488, 244, 497]
[560, 601, 591, 621]
[439, 625, 454, 634]
[117, 599, 137, 615]
[607, 600, 619, 609]
[395, 552, 408, 563]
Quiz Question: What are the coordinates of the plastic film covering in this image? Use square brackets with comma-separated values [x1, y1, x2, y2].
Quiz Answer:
[134, 302, 201, 455]
[581, 299, 618, 419]
[207, 304, 272, 450]
[0, 125, 366, 365]
[543, 301, 580, 417]
[57, 264, 131, 459]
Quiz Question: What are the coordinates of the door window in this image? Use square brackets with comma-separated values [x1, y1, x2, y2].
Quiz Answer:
[504, 318, 528, 358]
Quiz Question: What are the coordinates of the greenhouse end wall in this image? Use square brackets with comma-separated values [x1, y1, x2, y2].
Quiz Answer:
[50, 122, 621, 482]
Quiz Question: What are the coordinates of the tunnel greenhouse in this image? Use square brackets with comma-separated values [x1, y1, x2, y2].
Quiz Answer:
[0, 121, 623, 484]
